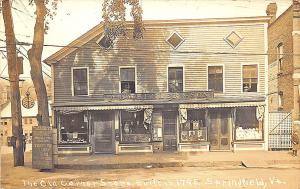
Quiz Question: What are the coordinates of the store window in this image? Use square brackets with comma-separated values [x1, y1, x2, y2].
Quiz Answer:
[235, 107, 263, 141]
[208, 66, 223, 93]
[168, 67, 183, 92]
[72, 68, 88, 96]
[120, 68, 135, 93]
[180, 110, 207, 142]
[59, 112, 89, 143]
[243, 65, 258, 92]
[120, 110, 151, 143]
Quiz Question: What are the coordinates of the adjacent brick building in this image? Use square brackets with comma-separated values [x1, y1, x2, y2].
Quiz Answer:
[267, 1, 300, 113]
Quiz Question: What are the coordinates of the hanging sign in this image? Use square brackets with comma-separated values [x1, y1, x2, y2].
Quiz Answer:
[22, 91, 35, 109]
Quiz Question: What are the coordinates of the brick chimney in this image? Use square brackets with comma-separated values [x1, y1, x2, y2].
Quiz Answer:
[266, 2, 278, 24]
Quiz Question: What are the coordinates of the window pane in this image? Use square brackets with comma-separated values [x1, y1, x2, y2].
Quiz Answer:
[168, 67, 183, 92]
[73, 68, 88, 95]
[208, 66, 223, 92]
[243, 65, 258, 92]
[120, 68, 135, 81]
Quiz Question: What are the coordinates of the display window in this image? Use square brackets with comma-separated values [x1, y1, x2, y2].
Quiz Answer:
[120, 110, 151, 143]
[235, 107, 263, 141]
[58, 112, 89, 144]
[180, 110, 207, 142]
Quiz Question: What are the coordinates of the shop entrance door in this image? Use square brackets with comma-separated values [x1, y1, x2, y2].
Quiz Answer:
[163, 112, 177, 151]
[209, 110, 231, 151]
[94, 113, 114, 153]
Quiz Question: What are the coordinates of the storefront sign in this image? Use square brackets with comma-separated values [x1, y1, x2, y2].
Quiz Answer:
[104, 91, 214, 101]
[32, 126, 53, 169]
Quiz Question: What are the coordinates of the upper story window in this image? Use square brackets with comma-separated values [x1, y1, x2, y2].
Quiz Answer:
[242, 65, 258, 92]
[166, 31, 185, 50]
[168, 67, 183, 92]
[208, 66, 223, 93]
[277, 43, 283, 73]
[72, 68, 88, 96]
[120, 68, 135, 93]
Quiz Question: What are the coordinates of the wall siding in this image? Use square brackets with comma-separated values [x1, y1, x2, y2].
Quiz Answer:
[53, 23, 266, 104]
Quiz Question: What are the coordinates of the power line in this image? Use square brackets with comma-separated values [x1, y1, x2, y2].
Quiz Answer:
[0, 51, 8, 77]
[1, 39, 300, 57]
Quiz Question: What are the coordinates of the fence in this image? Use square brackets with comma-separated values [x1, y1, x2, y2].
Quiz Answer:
[269, 112, 292, 150]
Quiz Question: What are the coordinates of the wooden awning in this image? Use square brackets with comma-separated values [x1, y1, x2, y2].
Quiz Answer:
[54, 105, 153, 111]
[179, 101, 265, 109]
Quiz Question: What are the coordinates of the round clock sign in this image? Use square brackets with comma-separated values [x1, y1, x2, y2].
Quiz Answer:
[22, 91, 35, 109]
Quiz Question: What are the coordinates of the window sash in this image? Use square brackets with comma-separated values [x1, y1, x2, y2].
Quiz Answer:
[120, 68, 135, 81]
[73, 68, 88, 96]
[168, 67, 183, 92]
[208, 66, 223, 92]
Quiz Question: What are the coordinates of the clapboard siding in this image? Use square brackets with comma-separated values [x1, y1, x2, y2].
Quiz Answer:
[53, 22, 267, 104]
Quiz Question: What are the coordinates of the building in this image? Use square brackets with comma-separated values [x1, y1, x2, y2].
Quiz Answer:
[44, 16, 270, 155]
[267, 1, 300, 113]
[0, 100, 52, 146]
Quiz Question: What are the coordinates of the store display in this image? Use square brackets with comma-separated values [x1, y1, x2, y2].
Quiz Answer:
[235, 127, 262, 140]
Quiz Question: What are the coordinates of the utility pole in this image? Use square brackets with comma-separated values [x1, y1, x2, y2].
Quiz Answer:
[2, 0, 24, 166]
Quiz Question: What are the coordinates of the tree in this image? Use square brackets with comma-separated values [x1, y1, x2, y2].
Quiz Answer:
[2, 0, 24, 166]
[102, 0, 144, 47]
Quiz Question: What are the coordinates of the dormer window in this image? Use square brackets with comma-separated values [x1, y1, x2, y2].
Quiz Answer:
[96, 35, 113, 49]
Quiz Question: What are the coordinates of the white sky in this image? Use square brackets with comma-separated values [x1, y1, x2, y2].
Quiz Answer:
[0, 0, 292, 79]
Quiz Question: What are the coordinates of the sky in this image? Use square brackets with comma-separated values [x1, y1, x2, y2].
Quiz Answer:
[0, 0, 292, 79]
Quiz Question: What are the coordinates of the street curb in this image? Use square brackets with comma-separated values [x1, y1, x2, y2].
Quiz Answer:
[55, 161, 243, 170]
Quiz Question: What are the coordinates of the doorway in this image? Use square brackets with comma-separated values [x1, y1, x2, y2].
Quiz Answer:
[94, 112, 114, 153]
[209, 109, 231, 151]
[163, 111, 177, 151]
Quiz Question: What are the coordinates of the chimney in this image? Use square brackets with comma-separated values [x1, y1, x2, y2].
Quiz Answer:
[266, 2, 278, 24]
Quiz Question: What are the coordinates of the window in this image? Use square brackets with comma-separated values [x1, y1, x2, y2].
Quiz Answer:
[277, 43, 283, 73]
[59, 112, 89, 144]
[278, 91, 283, 109]
[120, 110, 151, 143]
[243, 65, 258, 92]
[24, 118, 28, 124]
[96, 35, 113, 49]
[168, 67, 183, 92]
[120, 68, 135, 93]
[208, 66, 223, 93]
[180, 110, 207, 142]
[224, 31, 242, 48]
[29, 118, 33, 124]
[72, 68, 88, 96]
[235, 107, 263, 140]
[166, 31, 185, 50]
[4, 122, 7, 125]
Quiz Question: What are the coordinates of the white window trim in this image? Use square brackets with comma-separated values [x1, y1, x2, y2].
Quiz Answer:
[167, 64, 185, 93]
[71, 67, 90, 96]
[241, 63, 259, 94]
[165, 31, 185, 50]
[119, 66, 137, 93]
[96, 34, 114, 49]
[206, 64, 225, 94]
[277, 43, 284, 73]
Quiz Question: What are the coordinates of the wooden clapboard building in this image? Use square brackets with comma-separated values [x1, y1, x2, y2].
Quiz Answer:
[45, 16, 270, 154]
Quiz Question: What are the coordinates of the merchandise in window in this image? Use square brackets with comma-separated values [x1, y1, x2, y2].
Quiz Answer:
[120, 111, 151, 143]
[59, 112, 89, 143]
[180, 110, 207, 142]
[235, 107, 263, 140]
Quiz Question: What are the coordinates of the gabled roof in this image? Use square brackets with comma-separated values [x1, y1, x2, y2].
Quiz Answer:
[43, 16, 270, 65]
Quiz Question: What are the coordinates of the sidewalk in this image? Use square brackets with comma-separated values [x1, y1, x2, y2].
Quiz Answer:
[57, 151, 300, 170]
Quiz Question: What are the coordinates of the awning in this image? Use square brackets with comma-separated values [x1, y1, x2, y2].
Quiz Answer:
[54, 105, 153, 111]
[179, 101, 265, 109]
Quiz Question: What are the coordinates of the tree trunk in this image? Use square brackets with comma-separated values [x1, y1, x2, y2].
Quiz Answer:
[27, 0, 50, 127]
[2, 0, 24, 166]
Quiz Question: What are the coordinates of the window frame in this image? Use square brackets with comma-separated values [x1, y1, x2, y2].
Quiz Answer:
[71, 67, 89, 96]
[167, 65, 185, 93]
[119, 66, 137, 94]
[207, 64, 225, 93]
[165, 31, 185, 50]
[277, 43, 284, 73]
[241, 63, 259, 93]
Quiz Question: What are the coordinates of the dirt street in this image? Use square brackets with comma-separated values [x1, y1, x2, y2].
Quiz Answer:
[1, 153, 300, 189]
